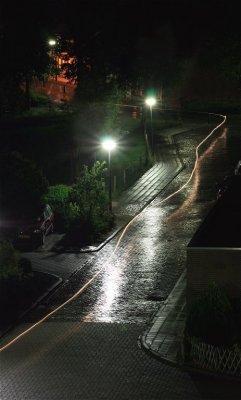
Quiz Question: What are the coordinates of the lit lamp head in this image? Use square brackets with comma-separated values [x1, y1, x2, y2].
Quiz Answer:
[102, 138, 116, 152]
[145, 97, 156, 107]
[48, 39, 56, 46]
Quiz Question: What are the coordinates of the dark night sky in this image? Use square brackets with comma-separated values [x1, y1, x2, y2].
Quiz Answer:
[2, 0, 240, 56]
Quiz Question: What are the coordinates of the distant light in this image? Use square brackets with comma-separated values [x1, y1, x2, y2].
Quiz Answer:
[102, 138, 116, 151]
[48, 39, 56, 46]
[145, 97, 156, 107]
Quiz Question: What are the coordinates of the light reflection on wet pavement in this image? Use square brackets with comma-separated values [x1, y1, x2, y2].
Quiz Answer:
[12, 122, 234, 329]
[25, 120, 239, 327]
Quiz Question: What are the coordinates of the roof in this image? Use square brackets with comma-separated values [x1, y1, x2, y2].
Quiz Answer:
[188, 175, 241, 248]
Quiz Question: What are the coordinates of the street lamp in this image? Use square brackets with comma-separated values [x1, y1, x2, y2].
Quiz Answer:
[48, 39, 56, 47]
[48, 39, 58, 81]
[102, 138, 116, 212]
[145, 97, 156, 151]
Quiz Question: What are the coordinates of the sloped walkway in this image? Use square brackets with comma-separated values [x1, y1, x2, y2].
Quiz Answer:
[114, 158, 182, 219]
[119, 161, 180, 204]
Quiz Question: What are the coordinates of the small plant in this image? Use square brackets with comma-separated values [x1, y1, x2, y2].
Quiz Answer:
[186, 283, 238, 347]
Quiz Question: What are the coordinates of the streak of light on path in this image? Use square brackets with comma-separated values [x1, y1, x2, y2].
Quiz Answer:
[0, 113, 226, 352]
[168, 126, 228, 222]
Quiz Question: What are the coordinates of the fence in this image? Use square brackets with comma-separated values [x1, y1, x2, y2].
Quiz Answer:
[188, 338, 241, 377]
[111, 158, 148, 197]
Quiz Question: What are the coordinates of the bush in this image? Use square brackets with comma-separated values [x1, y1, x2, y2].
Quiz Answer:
[186, 283, 238, 347]
[42, 184, 73, 230]
[67, 161, 114, 241]
[42, 162, 114, 242]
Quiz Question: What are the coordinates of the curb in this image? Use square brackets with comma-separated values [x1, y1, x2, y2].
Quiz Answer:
[0, 272, 62, 339]
[139, 271, 186, 367]
[28, 273, 63, 309]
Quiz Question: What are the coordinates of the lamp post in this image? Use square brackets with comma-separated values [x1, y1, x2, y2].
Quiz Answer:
[102, 138, 116, 212]
[145, 97, 156, 151]
[48, 39, 57, 81]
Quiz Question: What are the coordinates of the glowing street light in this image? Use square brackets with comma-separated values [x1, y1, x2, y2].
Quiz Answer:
[102, 138, 116, 212]
[145, 97, 156, 108]
[48, 39, 56, 46]
[145, 97, 156, 151]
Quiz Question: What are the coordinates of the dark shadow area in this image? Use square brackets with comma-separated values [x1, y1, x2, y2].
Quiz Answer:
[189, 371, 241, 399]
[0, 272, 59, 335]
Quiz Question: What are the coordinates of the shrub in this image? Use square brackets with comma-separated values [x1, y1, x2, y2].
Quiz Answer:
[186, 283, 237, 347]
[68, 161, 112, 233]
[42, 184, 72, 205]
[42, 184, 73, 230]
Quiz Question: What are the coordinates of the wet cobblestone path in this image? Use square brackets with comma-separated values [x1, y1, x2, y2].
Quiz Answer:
[30, 121, 230, 325]
[1, 118, 241, 399]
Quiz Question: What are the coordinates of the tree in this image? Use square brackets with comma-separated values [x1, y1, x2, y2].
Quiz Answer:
[0, 2, 50, 111]
[69, 161, 109, 223]
[133, 23, 180, 94]
[0, 152, 49, 217]
[200, 34, 241, 83]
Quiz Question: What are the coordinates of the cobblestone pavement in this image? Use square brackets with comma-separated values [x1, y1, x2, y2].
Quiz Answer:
[2, 322, 241, 400]
[1, 118, 241, 399]
[21, 251, 94, 280]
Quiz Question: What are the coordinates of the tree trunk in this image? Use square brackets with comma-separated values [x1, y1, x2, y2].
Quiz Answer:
[25, 75, 31, 110]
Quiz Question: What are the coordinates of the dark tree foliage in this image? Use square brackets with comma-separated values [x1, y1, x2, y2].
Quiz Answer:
[1, 0, 240, 108]
[0, 2, 50, 111]
[0, 152, 49, 217]
[68, 3, 136, 101]
[186, 283, 237, 347]
[54, 1, 194, 100]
